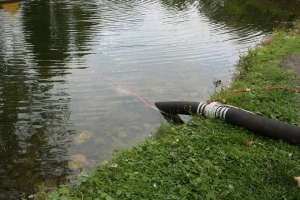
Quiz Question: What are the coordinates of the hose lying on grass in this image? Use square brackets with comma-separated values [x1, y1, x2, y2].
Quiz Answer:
[155, 101, 300, 145]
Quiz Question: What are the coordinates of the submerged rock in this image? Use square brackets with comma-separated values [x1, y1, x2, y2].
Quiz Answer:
[115, 86, 130, 96]
[142, 123, 151, 130]
[151, 86, 164, 93]
[276, 21, 294, 31]
[118, 131, 128, 139]
[74, 130, 94, 146]
[68, 154, 87, 170]
[94, 137, 105, 146]
[33, 180, 57, 193]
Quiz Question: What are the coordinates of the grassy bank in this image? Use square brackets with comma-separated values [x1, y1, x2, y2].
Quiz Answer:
[42, 22, 300, 200]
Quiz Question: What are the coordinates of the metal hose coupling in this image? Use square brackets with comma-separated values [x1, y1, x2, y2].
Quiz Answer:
[196, 102, 229, 120]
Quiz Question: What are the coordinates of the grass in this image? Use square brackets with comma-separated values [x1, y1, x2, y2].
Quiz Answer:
[38, 21, 300, 200]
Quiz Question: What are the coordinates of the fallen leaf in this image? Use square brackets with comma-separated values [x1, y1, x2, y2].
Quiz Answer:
[294, 176, 300, 187]
[246, 141, 254, 146]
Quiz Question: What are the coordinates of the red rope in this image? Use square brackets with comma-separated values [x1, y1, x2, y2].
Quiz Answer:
[209, 86, 300, 103]
[95, 72, 159, 111]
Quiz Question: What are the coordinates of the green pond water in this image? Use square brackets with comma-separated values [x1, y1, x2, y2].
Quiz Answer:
[0, 0, 299, 198]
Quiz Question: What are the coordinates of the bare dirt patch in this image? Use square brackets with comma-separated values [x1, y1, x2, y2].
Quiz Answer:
[279, 53, 300, 77]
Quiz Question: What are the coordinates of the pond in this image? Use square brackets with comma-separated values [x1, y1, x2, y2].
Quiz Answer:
[0, 0, 299, 198]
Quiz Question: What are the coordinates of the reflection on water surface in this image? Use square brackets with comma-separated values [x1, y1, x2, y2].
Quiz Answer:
[1, 0, 299, 198]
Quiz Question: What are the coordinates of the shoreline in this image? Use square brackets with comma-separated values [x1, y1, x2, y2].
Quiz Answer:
[38, 21, 300, 200]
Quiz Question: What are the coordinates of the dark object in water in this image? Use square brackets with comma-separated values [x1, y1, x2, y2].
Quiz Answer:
[160, 113, 185, 125]
[276, 21, 294, 31]
[155, 101, 300, 145]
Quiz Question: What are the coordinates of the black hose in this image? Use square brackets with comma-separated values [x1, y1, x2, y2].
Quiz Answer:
[155, 101, 300, 144]
[154, 101, 201, 115]
[225, 108, 300, 144]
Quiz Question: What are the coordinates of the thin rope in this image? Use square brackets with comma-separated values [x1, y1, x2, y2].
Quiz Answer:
[209, 86, 300, 103]
[92, 71, 159, 111]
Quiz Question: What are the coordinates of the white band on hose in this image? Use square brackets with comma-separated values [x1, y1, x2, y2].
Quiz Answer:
[219, 107, 229, 120]
[205, 102, 221, 118]
[197, 102, 205, 114]
[196, 102, 229, 120]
